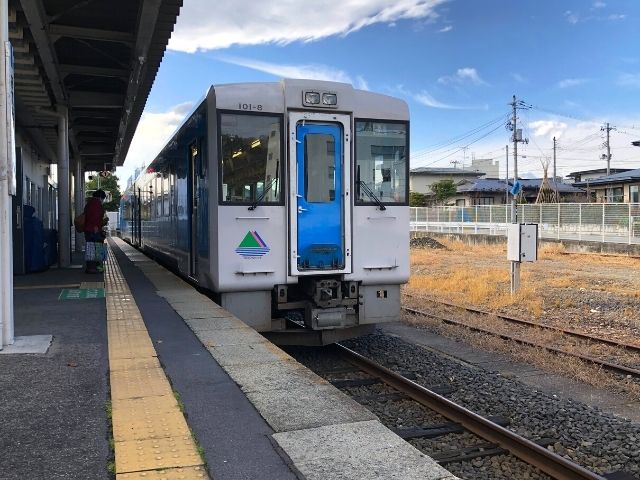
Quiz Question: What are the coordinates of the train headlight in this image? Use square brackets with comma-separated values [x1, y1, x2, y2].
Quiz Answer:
[304, 91, 320, 104]
[322, 93, 337, 106]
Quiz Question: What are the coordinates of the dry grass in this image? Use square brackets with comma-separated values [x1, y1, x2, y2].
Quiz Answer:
[408, 268, 544, 317]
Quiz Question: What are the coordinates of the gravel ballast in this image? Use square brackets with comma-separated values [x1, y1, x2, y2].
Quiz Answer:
[338, 332, 640, 478]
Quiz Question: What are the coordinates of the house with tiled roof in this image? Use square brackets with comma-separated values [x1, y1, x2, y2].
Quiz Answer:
[448, 178, 586, 206]
[574, 168, 640, 203]
[409, 167, 485, 196]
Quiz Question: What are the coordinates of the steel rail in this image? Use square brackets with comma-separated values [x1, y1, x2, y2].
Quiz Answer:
[402, 306, 640, 378]
[335, 343, 607, 480]
[403, 293, 640, 353]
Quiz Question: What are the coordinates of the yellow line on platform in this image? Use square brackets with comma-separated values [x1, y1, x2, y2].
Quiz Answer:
[104, 246, 208, 480]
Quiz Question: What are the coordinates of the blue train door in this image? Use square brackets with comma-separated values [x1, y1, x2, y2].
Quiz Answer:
[295, 123, 345, 271]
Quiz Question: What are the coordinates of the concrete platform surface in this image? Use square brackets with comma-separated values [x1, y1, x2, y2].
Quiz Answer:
[273, 420, 458, 480]
[111, 237, 460, 480]
[0, 334, 52, 354]
[0, 257, 110, 480]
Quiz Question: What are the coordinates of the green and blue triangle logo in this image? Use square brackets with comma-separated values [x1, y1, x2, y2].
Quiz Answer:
[235, 231, 270, 258]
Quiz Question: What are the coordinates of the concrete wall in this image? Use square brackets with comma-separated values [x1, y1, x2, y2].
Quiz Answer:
[411, 231, 640, 256]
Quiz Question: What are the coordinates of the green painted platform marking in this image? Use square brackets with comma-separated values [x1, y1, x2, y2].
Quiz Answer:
[59, 288, 105, 300]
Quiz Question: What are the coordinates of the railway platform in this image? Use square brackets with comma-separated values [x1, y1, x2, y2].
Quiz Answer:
[0, 237, 458, 480]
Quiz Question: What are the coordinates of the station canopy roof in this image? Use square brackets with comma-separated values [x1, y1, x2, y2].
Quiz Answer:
[11, 0, 181, 171]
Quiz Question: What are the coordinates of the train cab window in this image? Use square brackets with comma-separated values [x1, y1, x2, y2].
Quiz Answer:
[219, 113, 283, 205]
[354, 120, 408, 205]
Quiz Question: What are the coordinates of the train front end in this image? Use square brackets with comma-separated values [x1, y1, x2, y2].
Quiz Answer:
[214, 79, 410, 345]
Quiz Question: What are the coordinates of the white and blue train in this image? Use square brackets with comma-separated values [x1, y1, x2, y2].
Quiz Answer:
[120, 79, 409, 344]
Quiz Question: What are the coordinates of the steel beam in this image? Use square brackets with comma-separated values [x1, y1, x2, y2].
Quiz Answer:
[59, 64, 129, 78]
[68, 91, 124, 108]
[47, 24, 135, 45]
[114, 0, 161, 165]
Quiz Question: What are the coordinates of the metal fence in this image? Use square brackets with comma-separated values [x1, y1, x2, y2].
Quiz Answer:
[410, 204, 640, 245]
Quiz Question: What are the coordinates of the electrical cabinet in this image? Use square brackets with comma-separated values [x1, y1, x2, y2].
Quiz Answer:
[507, 223, 538, 262]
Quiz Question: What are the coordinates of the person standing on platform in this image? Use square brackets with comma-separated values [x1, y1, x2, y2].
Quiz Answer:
[83, 189, 106, 274]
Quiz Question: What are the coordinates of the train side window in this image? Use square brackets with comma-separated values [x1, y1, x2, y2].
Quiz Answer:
[354, 120, 408, 205]
[219, 112, 283, 205]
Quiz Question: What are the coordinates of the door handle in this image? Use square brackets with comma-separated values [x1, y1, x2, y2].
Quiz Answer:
[298, 206, 308, 213]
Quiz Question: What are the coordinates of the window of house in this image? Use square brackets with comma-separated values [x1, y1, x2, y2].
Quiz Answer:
[355, 120, 408, 204]
[605, 186, 624, 203]
[456, 199, 465, 207]
[476, 197, 494, 205]
[219, 113, 283, 204]
[630, 185, 639, 203]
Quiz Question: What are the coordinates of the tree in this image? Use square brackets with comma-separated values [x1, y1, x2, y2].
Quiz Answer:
[430, 179, 457, 204]
[86, 174, 121, 212]
[409, 191, 427, 207]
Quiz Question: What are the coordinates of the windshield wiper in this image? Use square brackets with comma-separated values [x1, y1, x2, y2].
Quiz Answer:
[248, 161, 279, 211]
[358, 181, 386, 211]
[356, 165, 386, 211]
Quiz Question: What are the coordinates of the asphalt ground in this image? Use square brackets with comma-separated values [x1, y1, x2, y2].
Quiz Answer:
[109, 240, 298, 480]
[1, 263, 110, 480]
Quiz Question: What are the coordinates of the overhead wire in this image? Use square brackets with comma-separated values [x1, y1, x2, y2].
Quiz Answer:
[413, 122, 507, 168]
[411, 112, 511, 159]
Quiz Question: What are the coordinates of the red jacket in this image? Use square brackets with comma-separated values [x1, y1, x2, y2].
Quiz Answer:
[83, 197, 105, 233]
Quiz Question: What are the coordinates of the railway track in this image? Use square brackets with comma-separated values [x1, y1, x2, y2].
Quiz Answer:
[402, 294, 640, 379]
[323, 344, 611, 480]
[404, 294, 640, 353]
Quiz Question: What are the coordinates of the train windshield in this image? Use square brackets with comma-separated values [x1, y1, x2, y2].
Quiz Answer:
[354, 121, 408, 204]
[219, 113, 283, 204]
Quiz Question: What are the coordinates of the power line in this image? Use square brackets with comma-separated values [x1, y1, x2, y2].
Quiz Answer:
[411, 112, 511, 157]
[413, 122, 506, 168]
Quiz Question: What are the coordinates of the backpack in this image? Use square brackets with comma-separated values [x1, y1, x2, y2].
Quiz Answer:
[74, 213, 85, 233]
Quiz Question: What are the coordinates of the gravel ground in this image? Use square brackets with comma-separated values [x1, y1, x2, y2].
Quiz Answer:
[337, 332, 640, 478]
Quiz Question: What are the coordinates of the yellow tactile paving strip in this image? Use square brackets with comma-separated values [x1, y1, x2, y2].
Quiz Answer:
[104, 247, 209, 480]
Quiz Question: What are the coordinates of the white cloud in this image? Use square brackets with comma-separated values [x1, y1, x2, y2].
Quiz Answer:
[618, 73, 640, 88]
[438, 25, 453, 33]
[608, 13, 626, 20]
[217, 56, 369, 89]
[564, 10, 580, 24]
[437, 67, 488, 86]
[414, 91, 464, 109]
[593, 1, 606, 8]
[510, 73, 527, 83]
[394, 85, 487, 110]
[355, 75, 370, 91]
[117, 102, 194, 189]
[169, 0, 447, 52]
[557, 78, 588, 88]
[529, 120, 569, 140]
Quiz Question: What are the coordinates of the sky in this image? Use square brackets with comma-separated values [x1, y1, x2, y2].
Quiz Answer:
[117, 0, 640, 188]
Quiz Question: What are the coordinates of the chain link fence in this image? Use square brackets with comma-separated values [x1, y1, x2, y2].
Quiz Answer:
[410, 204, 640, 245]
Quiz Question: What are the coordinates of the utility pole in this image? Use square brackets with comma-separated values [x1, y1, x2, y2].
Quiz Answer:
[601, 122, 613, 176]
[509, 95, 529, 294]
[552, 137, 557, 181]
[505, 145, 509, 203]
[553, 136, 559, 203]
